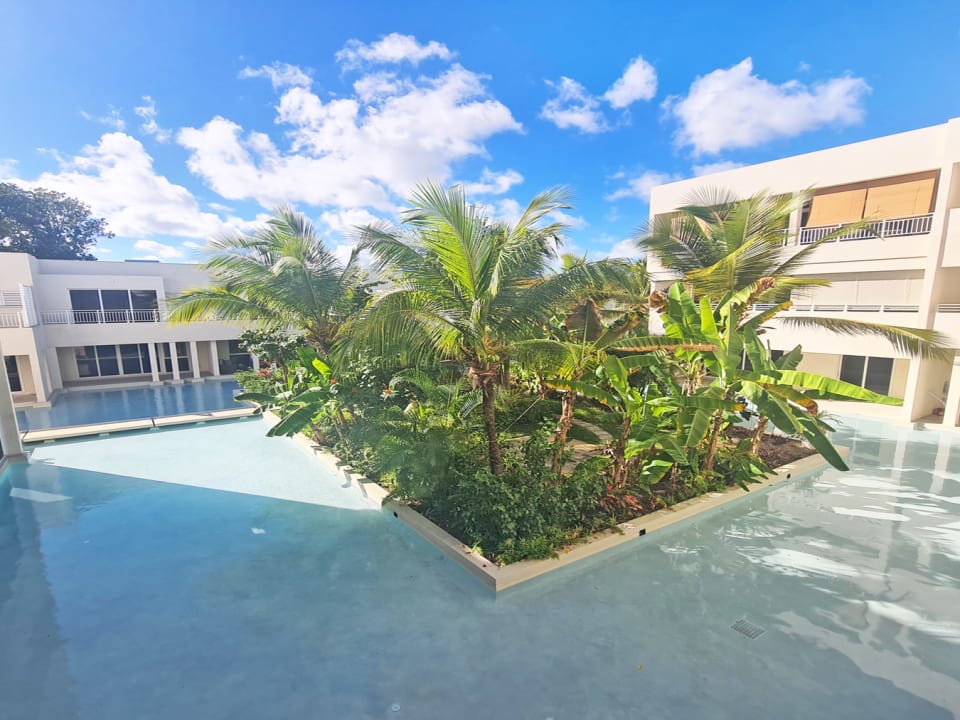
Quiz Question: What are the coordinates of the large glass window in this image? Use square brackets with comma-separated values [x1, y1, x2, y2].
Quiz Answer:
[119, 344, 151, 375]
[100, 290, 132, 323]
[839, 355, 866, 386]
[76, 346, 99, 378]
[95, 345, 120, 376]
[130, 290, 159, 322]
[176, 342, 190, 372]
[864, 357, 894, 395]
[4, 356, 21, 392]
[228, 339, 253, 371]
[68, 289, 161, 323]
[69, 290, 101, 324]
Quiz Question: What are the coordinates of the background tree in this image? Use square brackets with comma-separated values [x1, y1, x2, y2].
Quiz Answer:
[0, 183, 111, 260]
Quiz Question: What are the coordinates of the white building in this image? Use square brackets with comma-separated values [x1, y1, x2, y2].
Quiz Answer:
[0, 252, 255, 407]
[647, 117, 960, 427]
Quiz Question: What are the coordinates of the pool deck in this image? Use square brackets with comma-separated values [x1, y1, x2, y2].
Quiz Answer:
[20, 406, 257, 443]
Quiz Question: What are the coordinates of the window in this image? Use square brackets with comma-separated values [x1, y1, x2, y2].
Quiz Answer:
[76, 346, 99, 378]
[176, 342, 190, 372]
[228, 339, 253, 371]
[4, 356, 21, 392]
[95, 345, 120, 376]
[839, 355, 893, 395]
[120, 343, 151, 375]
[68, 289, 161, 323]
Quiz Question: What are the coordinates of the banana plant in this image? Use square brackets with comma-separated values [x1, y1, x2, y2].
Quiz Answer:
[615, 283, 901, 472]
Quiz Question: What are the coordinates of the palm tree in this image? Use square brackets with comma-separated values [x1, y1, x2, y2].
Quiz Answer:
[640, 188, 948, 358]
[340, 182, 624, 475]
[167, 208, 371, 356]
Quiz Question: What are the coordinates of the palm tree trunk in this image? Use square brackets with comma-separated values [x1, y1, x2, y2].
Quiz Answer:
[610, 414, 632, 488]
[476, 367, 505, 476]
[702, 409, 724, 475]
[552, 392, 578, 473]
[749, 415, 769, 455]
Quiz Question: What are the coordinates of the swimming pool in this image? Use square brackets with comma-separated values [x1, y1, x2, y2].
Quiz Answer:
[15, 379, 248, 430]
[1, 416, 958, 719]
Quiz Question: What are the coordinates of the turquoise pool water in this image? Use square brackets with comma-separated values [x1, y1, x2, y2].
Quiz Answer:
[15, 379, 247, 430]
[1, 416, 958, 719]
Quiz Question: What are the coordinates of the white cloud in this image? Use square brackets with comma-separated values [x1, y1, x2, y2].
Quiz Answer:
[0, 158, 17, 179]
[460, 168, 523, 196]
[80, 107, 125, 131]
[239, 62, 312, 89]
[181, 240, 205, 250]
[133, 239, 185, 259]
[134, 96, 171, 142]
[692, 160, 744, 176]
[22, 132, 243, 240]
[318, 207, 382, 236]
[540, 77, 608, 134]
[665, 57, 870, 155]
[603, 55, 657, 108]
[604, 237, 642, 260]
[353, 72, 410, 102]
[337, 33, 454, 69]
[549, 210, 587, 230]
[605, 170, 679, 202]
[178, 64, 521, 211]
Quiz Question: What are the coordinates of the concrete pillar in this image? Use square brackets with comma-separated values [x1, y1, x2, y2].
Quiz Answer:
[943, 353, 960, 427]
[0, 340, 24, 460]
[250, 353, 259, 371]
[209, 341, 221, 377]
[169, 342, 181, 382]
[44, 347, 63, 391]
[147, 342, 161, 383]
[188, 341, 201, 380]
[27, 352, 47, 403]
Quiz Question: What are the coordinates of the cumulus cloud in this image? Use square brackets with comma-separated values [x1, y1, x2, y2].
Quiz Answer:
[549, 210, 588, 230]
[337, 33, 454, 69]
[665, 58, 870, 155]
[0, 158, 17, 179]
[134, 96, 171, 142]
[133, 239, 185, 259]
[603, 55, 657, 108]
[460, 168, 524, 196]
[605, 170, 679, 202]
[604, 237, 642, 260]
[540, 77, 608, 134]
[239, 61, 312, 89]
[692, 160, 744, 176]
[178, 64, 521, 210]
[80, 107, 125, 131]
[20, 132, 244, 240]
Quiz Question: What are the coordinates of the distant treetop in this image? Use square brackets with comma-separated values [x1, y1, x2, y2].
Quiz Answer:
[0, 182, 112, 260]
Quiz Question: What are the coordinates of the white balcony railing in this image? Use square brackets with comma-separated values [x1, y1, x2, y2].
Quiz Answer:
[753, 303, 919, 314]
[39, 308, 168, 325]
[799, 213, 934, 245]
[0, 311, 24, 328]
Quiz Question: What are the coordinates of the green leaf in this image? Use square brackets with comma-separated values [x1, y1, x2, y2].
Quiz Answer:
[774, 370, 902, 405]
[266, 404, 319, 437]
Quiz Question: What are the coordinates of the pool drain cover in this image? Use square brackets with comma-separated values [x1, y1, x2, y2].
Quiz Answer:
[731, 619, 765, 639]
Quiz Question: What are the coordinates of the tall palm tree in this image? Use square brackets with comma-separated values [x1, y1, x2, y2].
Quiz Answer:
[340, 182, 624, 476]
[639, 188, 948, 357]
[167, 208, 370, 356]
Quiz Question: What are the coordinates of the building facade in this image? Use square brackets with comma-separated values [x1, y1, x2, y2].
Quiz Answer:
[0, 252, 255, 407]
[647, 117, 960, 427]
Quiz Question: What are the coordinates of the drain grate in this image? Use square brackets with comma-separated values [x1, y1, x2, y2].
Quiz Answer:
[731, 619, 765, 639]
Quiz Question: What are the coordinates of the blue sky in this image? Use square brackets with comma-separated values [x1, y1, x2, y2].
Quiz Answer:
[3, 0, 959, 262]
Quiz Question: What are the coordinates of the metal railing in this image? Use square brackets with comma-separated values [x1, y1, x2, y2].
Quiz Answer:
[39, 308, 167, 325]
[0, 311, 24, 328]
[799, 213, 934, 245]
[775, 303, 919, 313]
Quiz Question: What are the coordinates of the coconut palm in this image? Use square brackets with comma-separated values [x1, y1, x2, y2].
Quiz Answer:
[167, 208, 371, 355]
[340, 181, 625, 475]
[640, 188, 948, 358]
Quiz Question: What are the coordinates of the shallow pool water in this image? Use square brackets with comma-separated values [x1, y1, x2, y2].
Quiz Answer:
[15, 379, 247, 430]
[1, 416, 958, 719]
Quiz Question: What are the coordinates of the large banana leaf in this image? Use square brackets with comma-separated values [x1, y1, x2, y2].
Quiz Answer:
[773, 371, 902, 405]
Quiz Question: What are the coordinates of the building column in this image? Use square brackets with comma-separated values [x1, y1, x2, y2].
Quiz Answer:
[44, 347, 63, 392]
[209, 341, 221, 377]
[168, 342, 181, 383]
[250, 353, 259, 371]
[0, 340, 24, 460]
[943, 353, 960, 427]
[188, 341, 201, 380]
[148, 342, 161, 384]
[27, 352, 48, 403]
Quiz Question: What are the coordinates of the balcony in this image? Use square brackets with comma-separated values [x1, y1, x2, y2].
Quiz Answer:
[799, 213, 934, 245]
[0, 310, 25, 328]
[39, 308, 168, 325]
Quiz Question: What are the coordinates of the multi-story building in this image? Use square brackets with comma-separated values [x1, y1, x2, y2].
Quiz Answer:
[647, 116, 960, 427]
[0, 252, 256, 407]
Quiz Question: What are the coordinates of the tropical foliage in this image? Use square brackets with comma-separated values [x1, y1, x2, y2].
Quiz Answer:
[175, 183, 927, 565]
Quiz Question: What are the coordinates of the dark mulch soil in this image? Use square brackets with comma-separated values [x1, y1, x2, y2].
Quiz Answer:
[727, 426, 816, 468]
